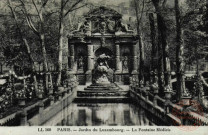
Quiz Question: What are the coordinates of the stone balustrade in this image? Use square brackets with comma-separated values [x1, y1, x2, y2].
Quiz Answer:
[0, 78, 78, 126]
[130, 85, 208, 126]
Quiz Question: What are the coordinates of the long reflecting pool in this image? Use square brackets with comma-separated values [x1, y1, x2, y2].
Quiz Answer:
[43, 102, 157, 126]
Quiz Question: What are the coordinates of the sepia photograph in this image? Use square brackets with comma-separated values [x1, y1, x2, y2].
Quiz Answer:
[0, 0, 208, 134]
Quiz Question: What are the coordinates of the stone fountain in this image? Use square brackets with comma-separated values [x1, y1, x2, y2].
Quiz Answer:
[75, 54, 129, 101]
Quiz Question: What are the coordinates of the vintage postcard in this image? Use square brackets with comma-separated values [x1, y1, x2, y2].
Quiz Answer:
[0, 0, 208, 135]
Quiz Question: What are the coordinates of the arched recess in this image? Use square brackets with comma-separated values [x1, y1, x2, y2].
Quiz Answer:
[75, 44, 87, 72]
[94, 47, 114, 69]
[93, 47, 114, 83]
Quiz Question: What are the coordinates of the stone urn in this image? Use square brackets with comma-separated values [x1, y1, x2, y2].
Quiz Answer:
[151, 83, 159, 95]
[48, 82, 53, 95]
[37, 84, 44, 99]
[164, 85, 172, 100]
[144, 82, 151, 93]
[164, 91, 172, 100]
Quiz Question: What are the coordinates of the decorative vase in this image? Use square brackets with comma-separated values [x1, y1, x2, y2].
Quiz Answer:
[164, 91, 172, 100]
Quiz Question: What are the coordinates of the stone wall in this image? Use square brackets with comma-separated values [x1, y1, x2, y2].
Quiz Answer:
[27, 87, 78, 126]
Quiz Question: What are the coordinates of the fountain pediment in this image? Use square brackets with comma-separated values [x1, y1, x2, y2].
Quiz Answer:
[70, 6, 135, 36]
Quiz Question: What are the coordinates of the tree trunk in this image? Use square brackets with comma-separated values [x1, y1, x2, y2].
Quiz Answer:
[175, 0, 185, 101]
[134, 0, 145, 85]
[158, 15, 171, 87]
[149, 13, 157, 71]
[39, 7, 49, 95]
[23, 38, 38, 91]
[205, 0, 208, 34]
[56, 1, 64, 86]
[40, 33, 49, 95]
[56, 23, 64, 86]
[156, 14, 164, 95]
[138, 33, 145, 84]
[152, 0, 171, 89]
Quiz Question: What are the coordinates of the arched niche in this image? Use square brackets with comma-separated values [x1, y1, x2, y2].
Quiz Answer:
[94, 47, 114, 70]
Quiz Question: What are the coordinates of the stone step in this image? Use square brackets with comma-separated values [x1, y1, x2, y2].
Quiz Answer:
[86, 85, 118, 88]
[87, 86, 117, 88]
[84, 87, 121, 91]
[78, 90, 128, 93]
[85, 86, 109, 89]
[83, 83, 122, 91]
[78, 90, 128, 92]
[89, 84, 117, 87]
[74, 97, 130, 103]
[84, 88, 110, 90]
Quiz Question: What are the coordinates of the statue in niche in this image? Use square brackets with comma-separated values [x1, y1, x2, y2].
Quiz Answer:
[78, 56, 84, 70]
[100, 20, 106, 34]
[122, 56, 129, 72]
[92, 18, 100, 33]
[106, 18, 115, 32]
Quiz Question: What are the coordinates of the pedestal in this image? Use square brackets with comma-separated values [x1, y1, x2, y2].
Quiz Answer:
[85, 71, 92, 85]
[114, 72, 122, 84]
[20, 110, 27, 126]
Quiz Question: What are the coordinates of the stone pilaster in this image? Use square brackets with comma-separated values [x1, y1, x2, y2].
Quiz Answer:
[68, 44, 75, 71]
[86, 44, 93, 84]
[115, 44, 122, 83]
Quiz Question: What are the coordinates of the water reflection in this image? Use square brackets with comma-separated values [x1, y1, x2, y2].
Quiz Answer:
[43, 103, 155, 126]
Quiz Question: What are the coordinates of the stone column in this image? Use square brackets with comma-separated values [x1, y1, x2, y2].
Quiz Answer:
[115, 44, 121, 72]
[86, 44, 93, 84]
[132, 44, 138, 74]
[68, 44, 75, 71]
[132, 44, 138, 84]
[115, 44, 122, 83]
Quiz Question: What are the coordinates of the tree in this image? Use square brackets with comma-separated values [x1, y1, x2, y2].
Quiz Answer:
[7, 0, 39, 91]
[149, 13, 157, 72]
[12, 0, 51, 94]
[151, 0, 171, 95]
[133, 0, 145, 85]
[182, 0, 207, 70]
[56, 0, 86, 86]
[205, 0, 208, 34]
[175, 0, 185, 101]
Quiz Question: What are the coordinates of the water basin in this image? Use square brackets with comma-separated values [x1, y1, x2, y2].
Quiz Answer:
[43, 102, 157, 126]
